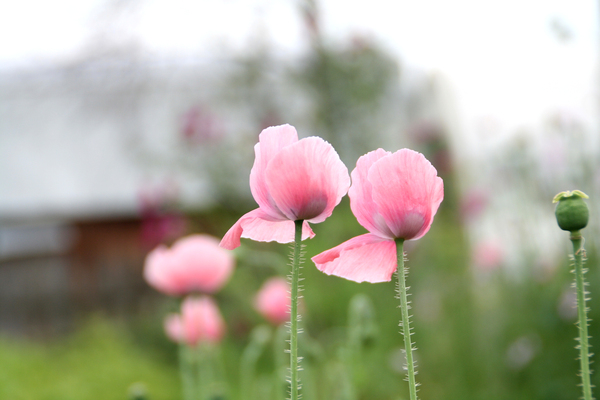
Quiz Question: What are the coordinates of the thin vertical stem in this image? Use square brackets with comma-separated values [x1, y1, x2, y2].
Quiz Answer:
[179, 344, 195, 400]
[395, 238, 418, 400]
[571, 231, 593, 400]
[197, 345, 212, 400]
[290, 220, 304, 400]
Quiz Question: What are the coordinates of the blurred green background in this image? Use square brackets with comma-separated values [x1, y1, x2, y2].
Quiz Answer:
[1, 0, 600, 399]
[2, 195, 599, 400]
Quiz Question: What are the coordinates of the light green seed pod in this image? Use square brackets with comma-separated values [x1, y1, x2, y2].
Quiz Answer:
[553, 190, 589, 232]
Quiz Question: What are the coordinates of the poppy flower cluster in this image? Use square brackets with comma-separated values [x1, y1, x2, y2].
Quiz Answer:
[144, 234, 234, 346]
[143, 123, 443, 400]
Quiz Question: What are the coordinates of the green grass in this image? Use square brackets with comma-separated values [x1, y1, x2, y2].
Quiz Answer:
[0, 316, 180, 400]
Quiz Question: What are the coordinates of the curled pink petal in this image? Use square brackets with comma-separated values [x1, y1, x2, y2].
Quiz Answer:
[265, 137, 350, 223]
[240, 213, 315, 243]
[249, 125, 298, 219]
[254, 277, 290, 325]
[219, 215, 246, 250]
[368, 149, 443, 240]
[312, 234, 397, 283]
[430, 175, 444, 222]
[348, 149, 394, 238]
[220, 208, 315, 250]
[144, 234, 235, 296]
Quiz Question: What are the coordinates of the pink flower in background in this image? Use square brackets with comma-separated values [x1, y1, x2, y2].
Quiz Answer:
[220, 124, 350, 249]
[180, 105, 224, 143]
[460, 188, 489, 224]
[164, 296, 225, 346]
[472, 240, 504, 272]
[145, 234, 234, 296]
[313, 149, 443, 283]
[138, 181, 187, 249]
[255, 277, 291, 325]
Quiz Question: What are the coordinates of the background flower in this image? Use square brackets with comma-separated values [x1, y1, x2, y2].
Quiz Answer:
[254, 277, 291, 325]
[163, 296, 225, 346]
[144, 234, 234, 296]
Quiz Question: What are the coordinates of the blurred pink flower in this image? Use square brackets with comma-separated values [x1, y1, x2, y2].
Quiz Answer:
[145, 234, 234, 296]
[472, 240, 504, 272]
[254, 277, 291, 325]
[220, 124, 350, 249]
[180, 105, 224, 143]
[460, 188, 489, 224]
[164, 296, 225, 346]
[312, 149, 443, 283]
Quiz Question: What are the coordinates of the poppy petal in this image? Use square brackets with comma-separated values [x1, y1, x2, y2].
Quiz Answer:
[312, 234, 397, 283]
[369, 149, 443, 240]
[265, 137, 350, 223]
[249, 125, 298, 219]
[220, 208, 315, 250]
[348, 149, 395, 238]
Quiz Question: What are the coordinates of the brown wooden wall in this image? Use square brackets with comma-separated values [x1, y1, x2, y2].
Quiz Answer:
[0, 218, 158, 338]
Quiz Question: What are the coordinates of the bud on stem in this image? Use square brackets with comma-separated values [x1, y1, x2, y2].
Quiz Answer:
[553, 190, 589, 232]
[554, 190, 593, 400]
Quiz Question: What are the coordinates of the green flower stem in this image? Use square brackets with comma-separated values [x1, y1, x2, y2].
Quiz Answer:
[178, 344, 195, 400]
[571, 231, 593, 400]
[197, 346, 208, 400]
[290, 220, 304, 400]
[211, 346, 228, 400]
[395, 238, 418, 400]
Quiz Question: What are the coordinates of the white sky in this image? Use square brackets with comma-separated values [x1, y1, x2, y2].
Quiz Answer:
[0, 0, 598, 219]
[0, 0, 598, 134]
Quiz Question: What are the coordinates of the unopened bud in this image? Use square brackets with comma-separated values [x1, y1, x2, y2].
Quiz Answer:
[553, 190, 589, 232]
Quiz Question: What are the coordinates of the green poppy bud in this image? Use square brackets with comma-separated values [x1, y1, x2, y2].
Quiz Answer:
[553, 190, 589, 232]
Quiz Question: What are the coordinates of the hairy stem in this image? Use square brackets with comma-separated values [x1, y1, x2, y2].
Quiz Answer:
[396, 238, 418, 400]
[290, 220, 304, 400]
[571, 231, 593, 400]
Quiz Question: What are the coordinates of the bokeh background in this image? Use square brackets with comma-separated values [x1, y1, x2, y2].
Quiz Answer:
[1, 0, 600, 399]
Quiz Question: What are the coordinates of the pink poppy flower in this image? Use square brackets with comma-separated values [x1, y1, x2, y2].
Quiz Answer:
[312, 148, 443, 283]
[254, 277, 291, 325]
[144, 234, 234, 296]
[164, 296, 225, 346]
[220, 124, 350, 249]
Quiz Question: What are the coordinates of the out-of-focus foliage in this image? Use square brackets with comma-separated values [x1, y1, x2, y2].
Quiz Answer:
[3, 2, 600, 399]
[297, 39, 401, 164]
[0, 316, 180, 400]
[4, 195, 599, 400]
